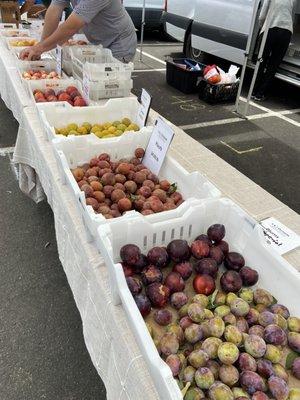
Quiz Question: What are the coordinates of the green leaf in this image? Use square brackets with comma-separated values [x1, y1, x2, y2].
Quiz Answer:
[207, 289, 218, 309]
[271, 296, 278, 305]
[168, 182, 177, 194]
[286, 351, 299, 369]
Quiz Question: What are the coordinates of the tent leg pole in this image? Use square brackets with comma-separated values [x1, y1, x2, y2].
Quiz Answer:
[139, 0, 146, 62]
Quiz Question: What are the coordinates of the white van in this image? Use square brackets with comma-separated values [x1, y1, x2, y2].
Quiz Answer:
[124, 0, 167, 30]
[163, 0, 300, 87]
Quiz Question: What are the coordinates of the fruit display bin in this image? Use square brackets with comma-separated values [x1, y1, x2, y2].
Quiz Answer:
[14, 52, 55, 67]
[38, 96, 152, 141]
[52, 129, 220, 242]
[83, 61, 133, 82]
[85, 78, 133, 101]
[17, 59, 60, 84]
[95, 197, 300, 400]
[70, 46, 113, 81]
[0, 29, 29, 37]
[26, 78, 88, 109]
[6, 36, 37, 51]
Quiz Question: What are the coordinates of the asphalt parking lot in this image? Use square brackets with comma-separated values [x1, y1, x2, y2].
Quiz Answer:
[0, 32, 299, 400]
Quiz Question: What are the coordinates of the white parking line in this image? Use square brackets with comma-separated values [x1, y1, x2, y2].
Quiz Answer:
[136, 49, 166, 65]
[0, 146, 15, 156]
[240, 97, 300, 127]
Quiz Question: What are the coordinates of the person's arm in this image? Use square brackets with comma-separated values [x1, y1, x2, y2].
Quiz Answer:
[41, 3, 66, 41]
[19, 12, 84, 60]
[259, 0, 270, 26]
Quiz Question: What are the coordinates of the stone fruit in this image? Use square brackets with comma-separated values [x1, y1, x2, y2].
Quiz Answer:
[133, 254, 148, 272]
[195, 234, 212, 247]
[223, 313, 237, 325]
[146, 282, 170, 308]
[230, 298, 250, 317]
[165, 354, 181, 376]
[252, 392, 270, 400]
[154, 309, 172, 326]
[221, 271, 242, 293]
[273, 364, 288, 382]
[232, 387, 250, 399]
[122, 263, 134, 277]
[201, 337, 222, 359]
[170, 292, 188, 309]
[224, 252, 245, 271]
[179, 316, 193, 330]
[239, 288, 254, 304]
[188, 303, 206, 323]
[190, 240, 210, 259]
[214, 305, 230, 318]
[288, 332, 300, 353]
[240, 371, 265, 395]
[184, 387, 205, 400]
[185, 324, 204, 344]
[141, 265, 163, 285]
[188, 349, 209, 369]
[160, 332, 179, 356]
[209, 246, 225, 265]
[264, 344, 282, 363]
[126, 277, 142, 295]
[268, 376, 289, 400]
[195, 367, 215, 389]
[120, 244, 141, 265]
[183, 365, 196, 383]
[193, 274, 216, 295]
[167, 239, 190, 262]
[256, 359, 274, 378]
[173, 261, 193, 280]
[239, 267, 259, 286]
[253, 289, 273, 307]
[208, 381, 234, 400]
[207, 224, 225, 243]
[269, 304, 290, 319]
[134, 293, 151, 317]
[219, 365, 239, 386]
[291, 357, 300, 379]
[264, 325, 287, 346]
[224, 325, 243, 346]
[258, 311, 278, 327]
[249, 325, 265, 337]
[118, 197, 132, 212]
[194, 258, 218, 278]
[288, 389, 300, 400]
[164, 272, 185, 293]
[208, 316, 225, 338]
[192, 294, 209, 308]
[166, 324, 184, 344]
[218, 342, 239, 364]
[244, 334, 266, 358]
[288, 317, 300, 333]
[216, 240, 229, 254]
[246, 308, 260, 326]
[238, 352, 257, 372]
[147, 246, 169, 268]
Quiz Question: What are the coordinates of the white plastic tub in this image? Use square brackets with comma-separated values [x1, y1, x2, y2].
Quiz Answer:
[17, 59, 60, 83]
[6, 36, 37, 51]
[26, 78, 88, 109]
[0, 29, 29, 37]
[52, 130, 220, 242]
[86, 78, 133, 101]
[39, 97, 150, 141]
[70, 46, 112, 80]
[96, 197, 300, 400]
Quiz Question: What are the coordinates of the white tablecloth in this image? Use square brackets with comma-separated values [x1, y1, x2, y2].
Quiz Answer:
[13, 107, 160, 400]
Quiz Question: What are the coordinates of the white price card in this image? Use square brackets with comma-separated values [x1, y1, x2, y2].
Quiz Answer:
[260, 217, 300, 255]
[82, 70, 90, 102]
[137, 88, 152, 127]
[56, 45, 62, 76]
[142, 116, 175, 175]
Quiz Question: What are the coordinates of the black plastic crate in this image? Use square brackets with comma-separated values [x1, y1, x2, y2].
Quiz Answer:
[198, 79, 239, 104]
[166, 58, 205, 94]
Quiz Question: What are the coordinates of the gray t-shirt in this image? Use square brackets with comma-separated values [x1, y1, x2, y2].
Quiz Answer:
[52, 0, 137, 61]
[259, 0, 296, 34]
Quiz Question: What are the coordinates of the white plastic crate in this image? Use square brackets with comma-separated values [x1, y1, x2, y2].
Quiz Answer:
[86, 78, 133, 101]
[83, 61, 133, 82]
[14, 52, 54, 67]
[96, 197, 300, 400]
[39, 97, 149, 141]
[52, 130, 220, 242]
[0, 29, 29, 37]
[17, 59, 60, 83]
[60, 39, 93, 76]
[26, 78, 88, 109]
[70, 46, 112, 81]
[6, 36, 37, 51]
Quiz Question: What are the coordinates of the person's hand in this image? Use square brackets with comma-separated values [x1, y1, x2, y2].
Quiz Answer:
[19, 45, 43, 61]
